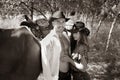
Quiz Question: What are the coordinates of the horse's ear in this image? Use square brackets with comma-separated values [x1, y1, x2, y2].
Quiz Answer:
[24, 15, 29, 21]
[20, 21, 37, 28]
[20, 21, 29, 26]
[24, 15, 33, 22]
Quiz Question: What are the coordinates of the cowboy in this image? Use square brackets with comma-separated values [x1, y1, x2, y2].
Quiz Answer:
[39, 10, 69, 80]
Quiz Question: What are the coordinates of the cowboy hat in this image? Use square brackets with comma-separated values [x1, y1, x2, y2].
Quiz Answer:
[70, 21, 90, 36]
[49, 10, 70, 22]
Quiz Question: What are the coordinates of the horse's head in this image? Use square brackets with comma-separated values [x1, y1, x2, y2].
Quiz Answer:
[20, 15, 51, 39]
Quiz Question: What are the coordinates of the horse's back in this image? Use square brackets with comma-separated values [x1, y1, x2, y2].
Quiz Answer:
[0, 27, 42, 80]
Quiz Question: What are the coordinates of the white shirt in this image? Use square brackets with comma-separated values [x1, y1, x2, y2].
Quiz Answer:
[39, 30, 62, 80]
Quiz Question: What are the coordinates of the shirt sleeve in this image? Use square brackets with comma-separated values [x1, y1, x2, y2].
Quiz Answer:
[50, 36, 61, 79]
[40, 31, 59, 80]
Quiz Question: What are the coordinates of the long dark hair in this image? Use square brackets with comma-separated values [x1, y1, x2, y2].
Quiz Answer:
[70, 34, 77, 53]
[78, 31, 89, 62]
[78, 31, 89, 48]
[70, 31, 89, 54]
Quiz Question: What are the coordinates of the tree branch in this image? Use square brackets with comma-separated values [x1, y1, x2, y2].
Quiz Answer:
[19, 2, 47, 19]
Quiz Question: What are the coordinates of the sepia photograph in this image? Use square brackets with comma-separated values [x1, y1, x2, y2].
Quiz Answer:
[0, 0, 120, 80]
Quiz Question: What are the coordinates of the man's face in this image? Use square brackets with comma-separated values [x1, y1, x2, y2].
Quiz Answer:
[52, 18, 66, 33]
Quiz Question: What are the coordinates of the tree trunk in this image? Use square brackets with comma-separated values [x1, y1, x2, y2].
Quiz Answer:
[93, 19, 102, 38]
[30, 2, 34, 21]
[91, 15, 95, 37]
[105, 17, 117, 52]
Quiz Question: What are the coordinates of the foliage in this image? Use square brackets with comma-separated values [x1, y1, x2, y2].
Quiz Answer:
[0, 0, 119, 18]
[88, 22, 120, 79]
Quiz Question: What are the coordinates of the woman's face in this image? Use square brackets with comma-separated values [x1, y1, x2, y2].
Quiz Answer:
[73, 32, 81, 40]
[52, 18, 65, 33]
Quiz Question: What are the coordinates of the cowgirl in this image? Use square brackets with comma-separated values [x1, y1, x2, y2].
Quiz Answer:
[70, 21, 90, 80]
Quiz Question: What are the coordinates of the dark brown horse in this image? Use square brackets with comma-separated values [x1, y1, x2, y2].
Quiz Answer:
[0, 27, 42, 80]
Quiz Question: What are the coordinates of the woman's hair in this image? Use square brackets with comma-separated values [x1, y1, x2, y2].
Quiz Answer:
[70, 34, 77, 53]
[70, 29, 89, 53]
[78, 31, 89, 49]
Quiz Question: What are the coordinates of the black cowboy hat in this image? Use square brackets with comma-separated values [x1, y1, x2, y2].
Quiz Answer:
[71, 21, 90, 36]
[49, 10, 70, 22]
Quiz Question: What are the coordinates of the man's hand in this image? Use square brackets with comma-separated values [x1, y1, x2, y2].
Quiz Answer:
[61, 55, 71, 62]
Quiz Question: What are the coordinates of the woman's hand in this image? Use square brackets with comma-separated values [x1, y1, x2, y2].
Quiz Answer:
[72, 53, 81, 60]
[72, 53, 78, 59]
[74, 62, 86, 72]
[72, 55, 87, 72]
[74, 56, 87, 72]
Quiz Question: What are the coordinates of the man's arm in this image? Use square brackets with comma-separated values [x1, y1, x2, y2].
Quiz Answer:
[61, 55, 87, 72]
